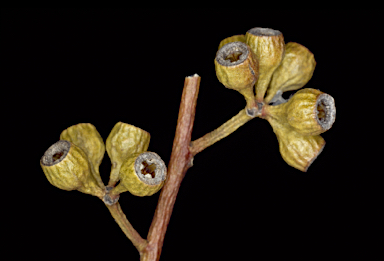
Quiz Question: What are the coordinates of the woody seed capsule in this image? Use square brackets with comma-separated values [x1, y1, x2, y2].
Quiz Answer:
[286, 88, 336, 136]
[268, 118, 326, 172]
[110, 152, 167, 197]
[245, 27, 285, 103]
[106, 122, 150, 187]
[40, 140, 104, 198]
[215, 41, 259, 116]
[60, 123, 105, 189]
[265, 42, 316, 104]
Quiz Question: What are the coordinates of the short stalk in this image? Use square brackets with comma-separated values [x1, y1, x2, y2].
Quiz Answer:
[190, 108, 254, 156]
[105, 202, 148, 253]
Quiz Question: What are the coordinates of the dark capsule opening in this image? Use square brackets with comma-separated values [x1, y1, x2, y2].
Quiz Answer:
[225, 51, 243, 63]
[317, 100, 327, 122]
[52, 151, 64, 161]
[141, 161, 156, 178]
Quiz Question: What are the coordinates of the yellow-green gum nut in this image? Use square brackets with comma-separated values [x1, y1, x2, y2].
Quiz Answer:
[245, 27, 285, 102]
[286, 88, 336, 136]
[215, 41, 259, 116]
[265, 42, 316, 104]
[218, 34, 246, 51]
[265, 111, 325, 172]
[110, 152, 167, 197]
[60, 123, 105, 189]
[106, 122, 150, 186]
[40, 140, 104, 198]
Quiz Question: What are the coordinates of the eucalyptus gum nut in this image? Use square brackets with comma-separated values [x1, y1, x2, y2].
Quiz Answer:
[215, 42, 258, 90]
[266, 115, 325, 172]
[218, 34, 246, 51]
[286, 88, 336, 136]
[245, 27, 285, 102]
[106, 122, 150, 186]
[265, 42, 316, 104]
[40, 140, 104, 198]
[60, 123, 105, 189]
[110, 152, 167, 197]
[215, 41, 259, 115]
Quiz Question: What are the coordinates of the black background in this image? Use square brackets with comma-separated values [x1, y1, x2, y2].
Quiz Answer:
[3, 9, 376, 260]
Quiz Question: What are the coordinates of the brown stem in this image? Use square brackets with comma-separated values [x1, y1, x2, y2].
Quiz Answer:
[140, 74, 200, 261]
[105, 75, 252, 260]
[105, 202, 148, 252]
[190, 108, 253, 156]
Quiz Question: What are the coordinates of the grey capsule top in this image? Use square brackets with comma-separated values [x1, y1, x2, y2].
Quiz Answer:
[215, 41, 249, 67]
[247, 27, 282, 37]
[316, 93, 336, 131]
[134, 152, 167, 186]
[41, 140, 71, 166]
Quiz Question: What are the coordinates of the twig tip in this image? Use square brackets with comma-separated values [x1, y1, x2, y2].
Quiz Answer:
[187, 73, 200, 78]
